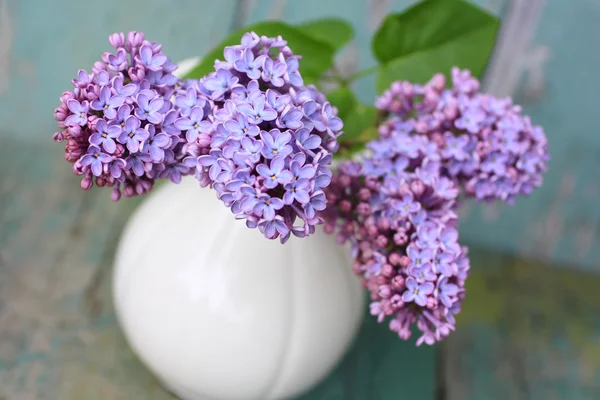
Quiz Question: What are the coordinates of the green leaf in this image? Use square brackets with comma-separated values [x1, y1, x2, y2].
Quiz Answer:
[343, 103, 378, 142]
[296, 18, 354, 51]
[372, 0, 500, 91]
[183, 21, 334, 81]
[326, 87, 356, 120]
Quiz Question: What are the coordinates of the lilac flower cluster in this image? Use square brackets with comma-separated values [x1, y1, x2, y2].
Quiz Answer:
[52, 31, 204, 200]
[323, 132, 470, 345]
[376, 68, 549, 203]
[183, 32, 344, 242]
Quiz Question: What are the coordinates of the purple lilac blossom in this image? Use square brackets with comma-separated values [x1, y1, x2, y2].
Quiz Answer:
[183, 32, 344, 242]
[375, 67, 549, 204]
[322, 132, 469, 346]
[53, 31, 209, 201]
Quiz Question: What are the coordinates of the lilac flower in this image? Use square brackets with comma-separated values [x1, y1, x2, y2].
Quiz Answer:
[283, 178, 311, 205]
[410, 264, 436, 282]
[54, 31, 197, 201]
[259, 216, 290, 239]
[437, 278, 459, 308]
[303, 191, 326, 219]
[118, 118, 149, 152]
[107, 48, 128, 71]
[432, 251, 455, 276]
[481, 152, 508, 175]
[158, 163, 190, 184]
[266, 89, 291, 113]
[182, 32, 344, 241]
[276, 105, 303, 129]
[65, 100, 90, 126]
[135, 44, 168, 71]
[402, 278, 434, 307]
[174, 87, 200, 117]
[111, 76, 137, 97]
[91, 86, 124, 119]
[237, 96, 277, 124]
[80, 146, 111, 176]
[393, 194, 421, 218]
[89, 119, 120, 153]
[282, 55, 303, 87]
[253, 195, 284, 220]
[141, 125, 170, 161]
[234, 48, 266, 80]
[261, 58, 287, 87]
[134, 90, 165, 124]
[197, 150, 224, 181]
[407, 246, 433, 268]
[126, 151, 152, 176]
[256, 156, 293, 189]
[174, 107, 212, 142]
[224, 113, 260, 139]
[442, 133, 469, 161]
[322, 144, 467, 345]
[374, 68, 548, 203]
[204, 69, 239, 99]
[260, 129, 293, 159]
[233, 137, 263, 167]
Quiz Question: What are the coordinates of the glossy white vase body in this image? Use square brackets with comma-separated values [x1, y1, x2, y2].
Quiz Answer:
[113, 177, 364, 400]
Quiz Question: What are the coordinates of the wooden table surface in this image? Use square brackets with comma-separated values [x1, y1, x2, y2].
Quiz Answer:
[1, 139, 599, 400]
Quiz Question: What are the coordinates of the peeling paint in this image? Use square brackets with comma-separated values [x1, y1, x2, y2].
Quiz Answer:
[0, 0, 13, 96]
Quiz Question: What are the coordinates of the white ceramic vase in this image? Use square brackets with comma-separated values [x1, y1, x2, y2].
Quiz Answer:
[112, 177, 365, 400]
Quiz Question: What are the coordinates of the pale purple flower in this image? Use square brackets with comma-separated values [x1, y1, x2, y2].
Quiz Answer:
[442, 133, 470, 161]
[303, 190, 326, 219]
[253, 195, 284, 220]
[80, 146, 112, 176]
[266, 89, 291, 113]
[437, 278, 459, 308]
[126, 151, 152, 176]
[237, 95, 277, 124]
[256, 156, 293, 189]
[233, 137, 263, 167]
[107, 48, 128, 71]
[407, 246, 433, 268]
[402, 278, 434, 307]
[481, 152, 508, 175]
[135, 44, 168, 71]
[65, 100, 89, 126]
[141, 125, 171, 161]
[283, 178, 311, 205]
[276, 105, 303, 129]
[89, 119, 120, 153]
[224, 113, 260, 139]
[111, 76, 137, 97]
[91, 86, 124, 119]
[432, 251, 455, 276]
[118, 117, 149, 152]
[260, 129, 293, 159]
[454, 108, 486, 133]
[410, 264, 437, 282]
[393, 193, 421, 218]
[134, 90, 165, 124]
[174, 106, 211, 142]
[234, 48, 266, 80]
[261, 58, 287, 87]
[204, 69, 239, 99]
[259, 216, 290, 239]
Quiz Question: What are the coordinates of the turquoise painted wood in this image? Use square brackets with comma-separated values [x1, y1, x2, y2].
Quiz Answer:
[1, 1, 600, 399]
